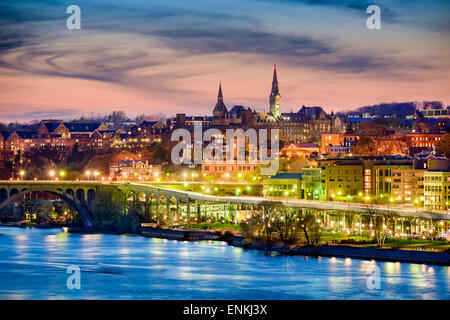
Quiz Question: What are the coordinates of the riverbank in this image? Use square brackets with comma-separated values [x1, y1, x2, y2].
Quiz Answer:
[231, 237, 450, 266]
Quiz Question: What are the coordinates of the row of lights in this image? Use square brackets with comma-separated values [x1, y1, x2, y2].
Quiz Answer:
[14, 169, 101, 181]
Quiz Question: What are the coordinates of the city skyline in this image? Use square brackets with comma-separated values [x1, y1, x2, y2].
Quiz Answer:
[0, 0, 449, 122]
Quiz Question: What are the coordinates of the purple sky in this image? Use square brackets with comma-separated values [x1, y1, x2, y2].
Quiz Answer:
[0, 0, 449, 122]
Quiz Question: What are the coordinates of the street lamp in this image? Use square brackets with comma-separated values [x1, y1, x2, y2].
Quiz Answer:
[85, 170, 91, 181]
[59, 171, 65, 180]
[49, 170, 55, 180]
[19, 170, 25, 180]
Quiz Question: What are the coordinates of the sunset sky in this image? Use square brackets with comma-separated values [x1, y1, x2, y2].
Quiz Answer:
[0, 0, 449, 122]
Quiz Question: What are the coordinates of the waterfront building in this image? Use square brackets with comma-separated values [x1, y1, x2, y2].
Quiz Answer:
[423, 159, 450, 210]
[391, 169, 425, 204]
[301, 167, 325, 200]
[424, 171, 450, 210]
[323, 162, 364, 200]
[263, 173, 302, 199]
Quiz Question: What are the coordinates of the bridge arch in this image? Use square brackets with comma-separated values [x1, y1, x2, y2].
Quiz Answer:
[76, 189, 85, 202]
[10, 188, 19, 197]
[87, 189, 96, 202]
[0, 188, 7, 202]
[0, 189, 93, 228]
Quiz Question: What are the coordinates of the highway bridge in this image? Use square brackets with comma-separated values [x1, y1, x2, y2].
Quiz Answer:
[0, 181, 448, 228]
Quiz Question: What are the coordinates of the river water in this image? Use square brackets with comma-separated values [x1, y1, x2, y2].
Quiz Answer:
[0, 227, 448, 300]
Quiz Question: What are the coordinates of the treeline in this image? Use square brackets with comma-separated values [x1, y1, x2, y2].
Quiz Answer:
[0, 110, 167, 132]
[338, 101, 444, 118]
[240, 202, 322, 246]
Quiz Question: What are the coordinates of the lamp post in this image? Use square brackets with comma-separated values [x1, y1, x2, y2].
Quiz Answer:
[49, 170, 55, 180]
[19, 170, 25, 181]
[59, 171, 65, 181]
[85, 170, 91, 181]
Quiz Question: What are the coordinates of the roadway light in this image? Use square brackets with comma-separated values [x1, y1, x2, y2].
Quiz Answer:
[19, 170, 25, 180]
[49, 170, 55, 179]
[59, 171, 65, 180]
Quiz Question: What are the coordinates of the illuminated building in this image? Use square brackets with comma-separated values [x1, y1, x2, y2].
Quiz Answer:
[281, 143, 319, 158]
[263, 173, 302, 199]
[109, 160, 162, 181]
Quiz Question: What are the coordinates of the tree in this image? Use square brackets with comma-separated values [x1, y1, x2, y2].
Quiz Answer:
[364, 200, 397, 248]
[107, 110, 128, 130]
[0, 159, 14, 180]
[435, 133, 450, 158]
[147, 142, 170, 163]
[355, 120, 386, 136]
[92, 188, 125, 222]
[353, 136, 376, 156]
[295, 210, 322, 246]
[271, 207, 297, 244]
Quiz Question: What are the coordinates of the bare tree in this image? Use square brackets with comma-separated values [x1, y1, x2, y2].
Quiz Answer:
[364, 200, 397, 248]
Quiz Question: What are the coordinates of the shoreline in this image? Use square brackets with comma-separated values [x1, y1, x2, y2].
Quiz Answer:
[231, 237, 450, 266]
[1, 224, 449, 266]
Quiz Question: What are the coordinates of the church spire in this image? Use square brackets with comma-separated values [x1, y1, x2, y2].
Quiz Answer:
[273, 64, 278, 84]
[271, 64, 279, 96]
[213, 81, 227, 118]
[218, 81, 223, 102]
[269, 64, 281, 118]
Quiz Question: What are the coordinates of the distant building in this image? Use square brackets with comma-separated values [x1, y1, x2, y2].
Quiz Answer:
[201, 160, 261, 177]
[109, 160, 162, 181]
[269, 64, 281, 119]
[281, 143, 319, 158]
[417, 105, 450, 119]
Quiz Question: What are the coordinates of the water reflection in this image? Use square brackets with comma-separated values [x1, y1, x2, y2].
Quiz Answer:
[0, 227, 448, 300]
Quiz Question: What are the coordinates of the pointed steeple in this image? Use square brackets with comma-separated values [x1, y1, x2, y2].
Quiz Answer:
[213, 81, 228, 117]
[270, 64, 279, 97]
[273, 64, 278, 84]
[218, 81, 223, 102]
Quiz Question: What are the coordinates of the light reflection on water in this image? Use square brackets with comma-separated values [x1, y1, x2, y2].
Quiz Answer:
[0, 226, 448, 300]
